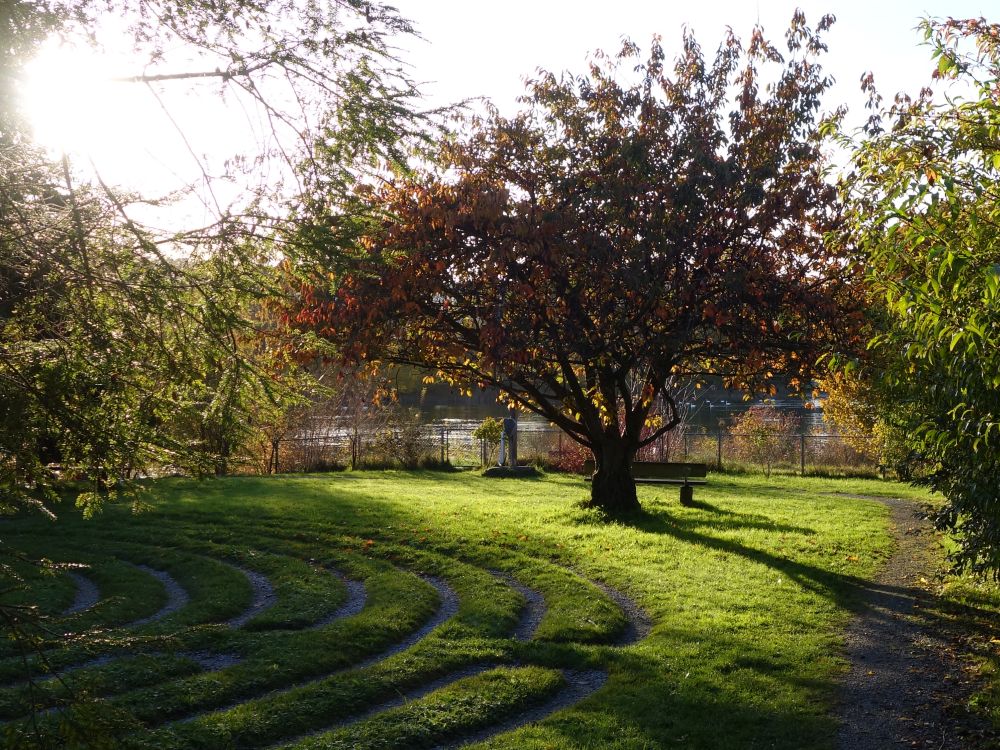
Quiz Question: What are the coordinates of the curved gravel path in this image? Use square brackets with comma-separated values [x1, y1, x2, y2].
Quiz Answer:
[272, 574, 608, 750]
[354, 575, 458, 669]
[426, 575, 648, 749]
[180, 574, 456, 728]
[127, 564, 190, 626]
[436, 668, 609, 750]
[61, 571, 99, 615]
[308, 571, 366, 628]
[590, 577, 652, 645]
[226, 565, 278, 628]
[492, 571, 546, 641]
[272, 663, 504, 749]
[835, 495, 996, 750]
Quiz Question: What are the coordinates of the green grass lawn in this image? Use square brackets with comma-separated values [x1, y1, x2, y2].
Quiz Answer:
[0, 469, 984, 749]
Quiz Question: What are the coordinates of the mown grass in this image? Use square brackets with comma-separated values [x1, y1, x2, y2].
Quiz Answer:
[0, 469, 969, 749]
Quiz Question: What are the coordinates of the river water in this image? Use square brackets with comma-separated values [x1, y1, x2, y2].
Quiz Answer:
[402, 394, 825, 435]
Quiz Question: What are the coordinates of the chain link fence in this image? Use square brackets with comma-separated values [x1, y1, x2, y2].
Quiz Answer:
[263, 422, 880, 477]
[659, 429, 878, 476]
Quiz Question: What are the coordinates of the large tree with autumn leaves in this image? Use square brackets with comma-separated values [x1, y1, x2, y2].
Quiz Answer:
[293, 12, 861, 514]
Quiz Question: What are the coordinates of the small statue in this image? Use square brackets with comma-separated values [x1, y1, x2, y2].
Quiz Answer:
[501, 408, 518, 468]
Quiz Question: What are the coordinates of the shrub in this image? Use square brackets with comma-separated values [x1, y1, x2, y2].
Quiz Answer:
[544, 437, 591, 474]
[728, 405, 800, 477]
[369, 418, 427, 468]
[472, 417, 503, 467]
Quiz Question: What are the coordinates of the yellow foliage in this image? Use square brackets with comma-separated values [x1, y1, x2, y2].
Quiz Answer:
[818, 370, 908, 470]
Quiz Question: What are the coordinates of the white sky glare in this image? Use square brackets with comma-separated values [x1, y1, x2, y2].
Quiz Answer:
[393, 0, 992, 123]
[18, 0, 994, 217]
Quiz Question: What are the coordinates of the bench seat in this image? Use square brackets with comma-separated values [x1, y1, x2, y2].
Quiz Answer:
[582, 460, 708, 482]
[582, 460, 708, 504]
[632, 477, 707, 485]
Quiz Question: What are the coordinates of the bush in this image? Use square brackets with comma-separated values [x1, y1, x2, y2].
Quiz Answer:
[545, 437, 591, 474]
[728, 405, 800, 477]
[472, 417, 503, 467]
[369, 420, 427, 468]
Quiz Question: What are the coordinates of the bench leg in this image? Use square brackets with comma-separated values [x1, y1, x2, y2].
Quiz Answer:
[679, 483, 694, 507]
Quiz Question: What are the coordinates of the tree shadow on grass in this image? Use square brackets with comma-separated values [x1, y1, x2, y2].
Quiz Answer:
[578, 503, 901, 612]
[574, 500, 816, 537]
[506, 636, 842, 749]
[623, 504, 1000, 646]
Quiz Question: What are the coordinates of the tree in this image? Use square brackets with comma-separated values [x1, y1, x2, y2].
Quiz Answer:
[473, 417, 503, 467]
[728, 404, 799, 477]
[292, 12, 860, 514]
[818, 368, 917, 478]
[1, 4, 429, 736]
[844, 17, 1000, 572]
[0, 0, 430, 513]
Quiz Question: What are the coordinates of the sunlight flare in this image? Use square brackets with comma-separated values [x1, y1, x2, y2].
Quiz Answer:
[20, 38, 137, 160]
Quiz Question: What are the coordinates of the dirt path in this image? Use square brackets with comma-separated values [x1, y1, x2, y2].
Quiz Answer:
[62, 571, 99, 615]
[835, 495, 995, 749]
[127, 564, 189, 626]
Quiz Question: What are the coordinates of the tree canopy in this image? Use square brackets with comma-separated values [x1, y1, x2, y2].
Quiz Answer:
[0, 0, 429, 513]
[845, 17, 1000, 572]
[292, 11, 861, 514]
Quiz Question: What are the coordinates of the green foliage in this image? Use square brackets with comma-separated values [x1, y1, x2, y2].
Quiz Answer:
[818, 369, 917, 478]
[844, 17, 1000, 572]
[472, 417, 503, 466]
[0, 0, 433, 511]
[1, 1, 433, 743]
[472, 418, 503, 447]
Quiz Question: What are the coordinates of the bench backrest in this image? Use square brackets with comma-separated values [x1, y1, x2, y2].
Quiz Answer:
[581, 460, 708, 479]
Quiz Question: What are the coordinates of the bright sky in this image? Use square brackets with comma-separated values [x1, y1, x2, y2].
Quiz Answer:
[18, 0, 993, 226]
[393, 0, 991, 122]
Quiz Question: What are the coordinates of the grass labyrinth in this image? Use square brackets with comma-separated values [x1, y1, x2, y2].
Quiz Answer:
[0, 471, 929, 748]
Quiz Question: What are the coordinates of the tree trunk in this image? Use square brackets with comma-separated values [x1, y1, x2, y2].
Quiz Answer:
[588, 438, 640, 515]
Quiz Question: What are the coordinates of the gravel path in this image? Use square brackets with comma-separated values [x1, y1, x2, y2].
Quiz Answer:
[183, 651, 242, 671]
[354, 575, 458, 669]
[272, 575, 606, 750]
[590, 577, 652, 645]
[835, 495, 996, 749]
[435, 669, 609, 750]
[61, 571, 99, 615]
[127, 564, 190, 626]
[273, 662, 503, 749]
[492, 571, 546, 641]
[180, 574, 457, 728]
[427, 575, 647, 749]
[305, 570, 366, 630]
[226, 565, 278, 628]
[40, 564, 650, 747]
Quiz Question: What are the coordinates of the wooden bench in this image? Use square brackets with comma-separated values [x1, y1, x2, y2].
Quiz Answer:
[582, 460, 708, 505]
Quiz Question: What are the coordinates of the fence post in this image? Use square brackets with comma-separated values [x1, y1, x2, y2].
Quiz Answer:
[269, 438, 280, 474]
[800, 434, 806, 476]
[683, 433, 688, 460]
[716, 430, 722, 470]
[440, 428, 445, 464]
